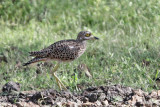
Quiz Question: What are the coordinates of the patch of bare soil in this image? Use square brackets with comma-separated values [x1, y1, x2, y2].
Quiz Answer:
[0, 81, 160, 107]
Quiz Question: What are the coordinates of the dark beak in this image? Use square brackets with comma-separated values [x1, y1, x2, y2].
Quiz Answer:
[94, 36, 99, 40]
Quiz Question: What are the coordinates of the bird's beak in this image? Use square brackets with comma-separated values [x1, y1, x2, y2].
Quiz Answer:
[93, 36, 99, 40]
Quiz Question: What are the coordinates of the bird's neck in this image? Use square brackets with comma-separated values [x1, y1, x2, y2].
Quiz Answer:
[82, 40, 87, 46]
[76, 39, 87, 44]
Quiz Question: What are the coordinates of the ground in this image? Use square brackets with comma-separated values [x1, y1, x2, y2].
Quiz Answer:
[0, 81, 160, 106]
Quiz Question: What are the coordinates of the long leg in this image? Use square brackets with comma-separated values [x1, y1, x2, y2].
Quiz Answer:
[54, 75, 62, 90]
[51, 62, 67, 90]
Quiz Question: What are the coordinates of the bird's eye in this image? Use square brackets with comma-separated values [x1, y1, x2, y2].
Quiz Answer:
[85, 33, 90, 37]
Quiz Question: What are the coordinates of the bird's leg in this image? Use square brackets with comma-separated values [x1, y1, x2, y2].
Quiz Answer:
[54, 73, 62, 90]
[51, 62, 67, 90]
[54, 73, 67, 90]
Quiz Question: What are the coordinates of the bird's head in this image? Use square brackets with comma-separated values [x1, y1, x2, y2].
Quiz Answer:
[76, 31, 99, 41]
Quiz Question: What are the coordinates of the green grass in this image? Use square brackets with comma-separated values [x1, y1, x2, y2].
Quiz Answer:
[0, 0, 160, 92]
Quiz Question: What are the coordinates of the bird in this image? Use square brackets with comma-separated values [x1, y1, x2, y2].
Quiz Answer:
[23, 31, 99, 90]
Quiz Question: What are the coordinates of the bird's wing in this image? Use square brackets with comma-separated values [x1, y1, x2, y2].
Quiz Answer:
[29, 40, 79, 57]
[51, 40, 80, 53]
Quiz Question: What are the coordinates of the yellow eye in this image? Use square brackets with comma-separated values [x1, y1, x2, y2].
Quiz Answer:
[85, 33, 90, 37]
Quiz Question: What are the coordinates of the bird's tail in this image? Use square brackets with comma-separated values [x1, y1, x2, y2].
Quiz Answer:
[23, 57, 47, 66]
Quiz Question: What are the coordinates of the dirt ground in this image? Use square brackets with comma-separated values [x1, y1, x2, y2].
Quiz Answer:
[0, 81, 160, 107]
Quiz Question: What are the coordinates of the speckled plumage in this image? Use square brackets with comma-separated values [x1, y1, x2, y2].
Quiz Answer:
[23, 31, 99, 90]
[23, 31, 98, 66]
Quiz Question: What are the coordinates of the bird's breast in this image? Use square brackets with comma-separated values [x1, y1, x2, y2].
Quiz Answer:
[76, 43, 86, 58]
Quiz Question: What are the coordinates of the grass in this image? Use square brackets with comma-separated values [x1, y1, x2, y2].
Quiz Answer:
[0, 0, 160, 92]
